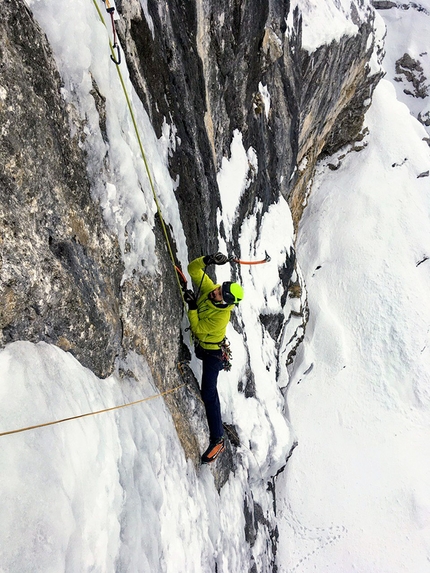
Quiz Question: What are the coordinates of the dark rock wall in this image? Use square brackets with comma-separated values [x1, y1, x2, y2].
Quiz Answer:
[0, 0, 123, 377]
[116, 1, 382, 235]
[0, 0, 210, 471]
[289, 13, 384, 225]
[0, 0, 382, 476]
[115, 0, 221, 258]
[0, 0, 382, 376]
[116, 0, 295, 252]
[0, 0, 382, 434]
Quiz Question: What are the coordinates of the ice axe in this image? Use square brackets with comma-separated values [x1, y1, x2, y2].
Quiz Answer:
[174, 265, 189, 291]
[228, 251, 271, 265]
[175, 251, 271, 288]
[175, 251, 271, 302]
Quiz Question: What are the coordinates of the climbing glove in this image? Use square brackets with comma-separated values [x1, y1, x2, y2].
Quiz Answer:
[184, 289, 198, 310]
[203, 252, 229, 266]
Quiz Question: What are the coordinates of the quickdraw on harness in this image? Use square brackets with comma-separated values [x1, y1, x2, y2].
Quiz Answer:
[193, 338, 233, 371]
[220, 338, 232, 371]
[102, 0, 121, 64]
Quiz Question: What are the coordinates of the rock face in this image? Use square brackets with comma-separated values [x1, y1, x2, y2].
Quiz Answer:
[0, 0, 206, 470]
[0, 0, 123, 377]
[0, 0, 383, 567]
[0, 0, 381, 376]
[395, 53, 429, 99]
[116, 1, 382, 232]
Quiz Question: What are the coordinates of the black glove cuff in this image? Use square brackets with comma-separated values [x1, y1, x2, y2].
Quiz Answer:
[184, 289, 198, 310]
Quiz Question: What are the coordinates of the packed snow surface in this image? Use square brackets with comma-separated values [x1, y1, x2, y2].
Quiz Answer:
[287, 0, 369, 52]
[0, 344, 227, 572]
[276, 4, 430, 570]
[277, 77, 430, 572]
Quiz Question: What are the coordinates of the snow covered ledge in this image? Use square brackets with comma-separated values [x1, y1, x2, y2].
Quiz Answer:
[286, 0, 385, 229]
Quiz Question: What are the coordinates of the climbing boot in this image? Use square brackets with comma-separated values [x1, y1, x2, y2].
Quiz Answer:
[201, 437, 225, 464]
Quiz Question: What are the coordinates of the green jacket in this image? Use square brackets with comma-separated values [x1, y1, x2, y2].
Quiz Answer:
[187, 256, 233, 349]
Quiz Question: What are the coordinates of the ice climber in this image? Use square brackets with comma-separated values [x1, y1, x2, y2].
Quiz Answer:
[184, 252, 244, 464]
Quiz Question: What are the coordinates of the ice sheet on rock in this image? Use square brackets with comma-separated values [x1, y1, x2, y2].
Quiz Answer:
[214, 197, 296, 478]
[287, 0, 370, 53]
[217, 130, 258, 240]
[24, 0, 188, 279]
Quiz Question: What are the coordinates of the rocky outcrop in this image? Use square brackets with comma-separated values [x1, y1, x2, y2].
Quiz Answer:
[395, 53, 429, 99]
[285, 9, 384, 226]
[0, 0, 123, 377]
[116, 1, 382, 233]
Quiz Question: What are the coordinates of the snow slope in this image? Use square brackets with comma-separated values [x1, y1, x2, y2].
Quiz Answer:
[0, 343, 226, 572]
[380, 0, 430, 137]
[276, 3, 430, 569]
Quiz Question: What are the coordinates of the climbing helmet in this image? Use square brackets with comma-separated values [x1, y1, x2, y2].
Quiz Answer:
[222, 282, 244, 305]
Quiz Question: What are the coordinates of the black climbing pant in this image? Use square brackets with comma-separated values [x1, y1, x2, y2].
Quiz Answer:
[195, 345, 224, 441]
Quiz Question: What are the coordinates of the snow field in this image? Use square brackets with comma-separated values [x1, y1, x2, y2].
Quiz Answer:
[0, 343, 122, 572]
[276, 79, 430, 572]
[0, 343, 220, 572]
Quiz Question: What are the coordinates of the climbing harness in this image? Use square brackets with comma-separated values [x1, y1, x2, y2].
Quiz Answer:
[190, 338, 232, 371]
[102, 0, 121, 64]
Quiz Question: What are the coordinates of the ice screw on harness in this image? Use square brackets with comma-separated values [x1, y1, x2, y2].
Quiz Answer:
[220, 339, 233, 371]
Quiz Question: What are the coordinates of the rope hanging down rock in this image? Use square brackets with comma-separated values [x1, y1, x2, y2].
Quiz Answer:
[93, 0, 186, 301]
